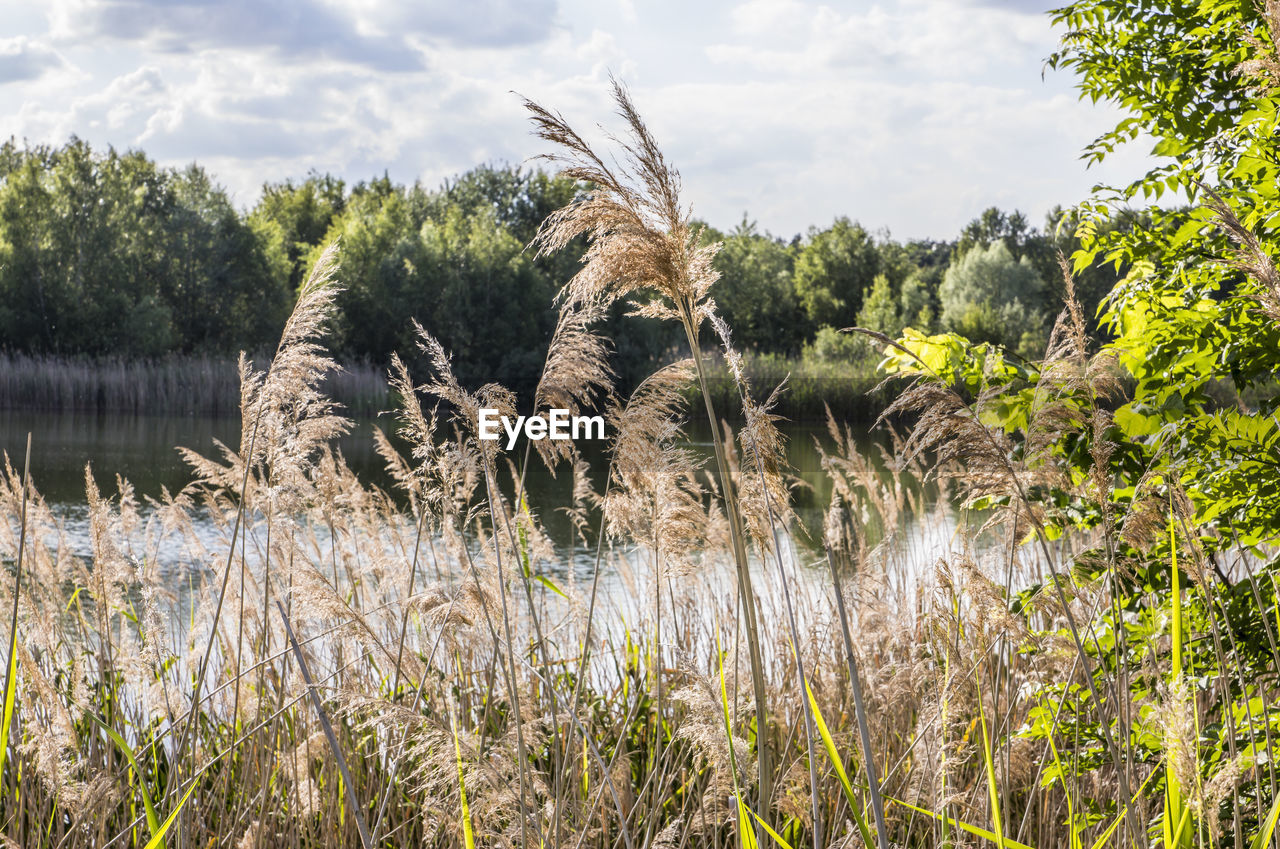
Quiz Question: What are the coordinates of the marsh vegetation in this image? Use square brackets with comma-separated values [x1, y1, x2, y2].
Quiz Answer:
[7, 3, 1280, 848]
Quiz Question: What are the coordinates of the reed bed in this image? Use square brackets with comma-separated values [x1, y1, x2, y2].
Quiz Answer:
[1, 83, 1278, 849]
[0, 353, 390, 417]
[696, 351, 891, 423]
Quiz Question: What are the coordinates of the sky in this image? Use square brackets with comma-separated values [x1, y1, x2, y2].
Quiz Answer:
[0, 0, 1152, 241]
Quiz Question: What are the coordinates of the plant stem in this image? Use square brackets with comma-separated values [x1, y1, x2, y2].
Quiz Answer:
[678, 299, 773, 826]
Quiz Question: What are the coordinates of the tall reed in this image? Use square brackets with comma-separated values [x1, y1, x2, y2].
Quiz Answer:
[0, 84, 1278, 849]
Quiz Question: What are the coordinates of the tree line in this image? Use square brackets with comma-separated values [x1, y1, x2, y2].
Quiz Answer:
[0, 138, 1135, 399]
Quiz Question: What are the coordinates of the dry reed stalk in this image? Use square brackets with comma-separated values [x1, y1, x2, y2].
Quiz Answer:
[524, 78, 776, 826]
[168, 242, 344, 828]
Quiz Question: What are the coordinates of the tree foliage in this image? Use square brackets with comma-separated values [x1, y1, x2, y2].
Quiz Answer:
[0, 140, 1130, 404]
[0, 139, 288, 357]
[703, 217, 808, 354]
[938, 240, 1046, 356]
[878, 2, 1280, 842]
[793, 217, 883, 329]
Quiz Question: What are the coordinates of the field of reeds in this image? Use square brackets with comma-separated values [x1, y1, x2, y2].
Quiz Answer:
[2, 82, 1280, 849]
[697, 352, 890, 423]
[0, 353, 391, 417]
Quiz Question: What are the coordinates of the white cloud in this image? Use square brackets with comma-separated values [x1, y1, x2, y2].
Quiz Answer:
[45, 0, 425, 71]
[334, 0, 559, 47]
[0, 0, 1153, 240]
[0, 37, 70, 84]
[714, 0, 1045, 79]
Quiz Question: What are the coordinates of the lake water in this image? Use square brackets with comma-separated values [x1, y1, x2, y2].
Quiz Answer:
[0, 408, 981, 598]
[1, 409, 865, 537]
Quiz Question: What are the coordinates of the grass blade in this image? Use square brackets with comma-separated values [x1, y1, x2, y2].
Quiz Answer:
[804, 679, 876, 847]
[144, 776, 200, 849]
[716, 626, 758, 849]
[1251, 790, 1280, 849]
[825, 549, 890, 848]
[448, 699, 476, 849]
[975, 678, 1006, 848]
[276, 600, 372, 849]
[745, 804, 794, 849]
[90, 713, 162, 841]
[1091, 762, 1162, 849]
[0, 433, 31, 792]
[1165, 507, 1193, 849]
[886, 795, 1038, 849]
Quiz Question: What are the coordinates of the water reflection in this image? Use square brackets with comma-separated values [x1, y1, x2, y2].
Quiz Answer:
[2, 408, 950, 577]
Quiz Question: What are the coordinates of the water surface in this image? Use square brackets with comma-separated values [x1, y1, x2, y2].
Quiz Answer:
[1, 409, 967, 587]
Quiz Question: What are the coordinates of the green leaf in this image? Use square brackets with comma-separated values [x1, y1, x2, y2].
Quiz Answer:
[1251, 791, 1280, 849]
[143, 777, 199, 849]
[805, 680, 876, 848]
[885, 795, 1038, 849]
[90, 713, 162, 842]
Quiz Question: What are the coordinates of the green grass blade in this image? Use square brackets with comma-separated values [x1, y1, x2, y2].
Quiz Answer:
[746, 804, 794, 849]
[143, 776, 200, 849]
[532, 573, 568, 599]
[1165, 508, 1193, 849]
[805, 679, 876, 848]
[716, 627, 758, 849]
[1250, 791, 1280, 849]
[886, 795, 1038, 849]
[448, 703, 475, 849]
[1, 434, 31, 791]
[0, 642, 16, 791]
[1170, 508, 1182, 680]
[63, 585, 85, 613]
[1088, 755, 1162, 849]
[736, 797, 759, 849]
[1038, 698, 1079, 849]
[277, 600, 373, 849]
[974, 671, 1006, 847]
[1089, 794, 1131, 849]
[90, 713, 162, 840]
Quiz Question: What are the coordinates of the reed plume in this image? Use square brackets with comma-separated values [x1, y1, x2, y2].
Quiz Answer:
[524, 77, 777, 824]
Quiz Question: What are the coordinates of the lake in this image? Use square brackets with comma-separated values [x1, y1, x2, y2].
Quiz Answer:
[0, 408, 977, 594]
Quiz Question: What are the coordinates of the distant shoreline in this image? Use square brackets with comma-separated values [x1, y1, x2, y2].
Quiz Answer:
[0, 353, 391, 417]
[0, 351, 895, 423]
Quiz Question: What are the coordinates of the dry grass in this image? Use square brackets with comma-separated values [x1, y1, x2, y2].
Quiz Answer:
[0, 84, 1277, 849]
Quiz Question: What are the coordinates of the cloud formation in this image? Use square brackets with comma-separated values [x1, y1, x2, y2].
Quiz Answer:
[46, 0, 423, 70]
[0, 37, 68, 84]
[0, 0, 1149, 240]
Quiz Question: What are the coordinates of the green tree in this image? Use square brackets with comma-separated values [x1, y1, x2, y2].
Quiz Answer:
[882, 4, 1280, 843]
[897, 269, 935, 332]
[1047, 0, 1280, 543]
[1042, 204, 1137, 336]
[311, 177, 563, 398]
[937, 240, 1046, 355]
[428, 164, 576, 246]
[407, 163, 585, 295]
[956, 206, 1058, 288]
[159, 165, 291, 353]
[855, 273, 900, 339]
[793, 217, 881, 329]
[313, 186, 427, 362]
[250, 173, 346, 292]
[0, 140, 287, 357]
[707, 217, 806, 353]
[0, 141, 170, 355]
[424, 204, 558, 395]
[874, 236, 920, 291]
[803, 326, 863, 363]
